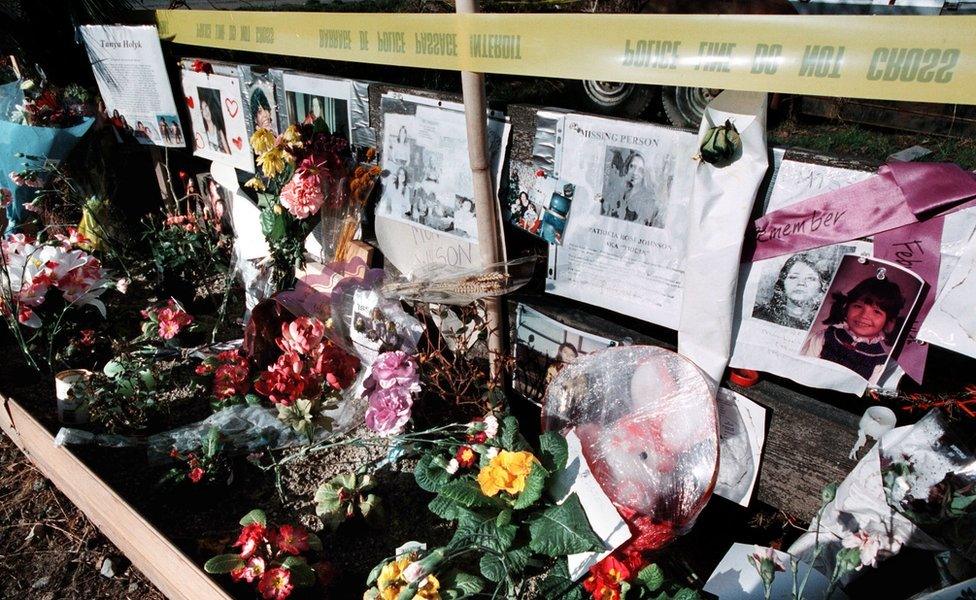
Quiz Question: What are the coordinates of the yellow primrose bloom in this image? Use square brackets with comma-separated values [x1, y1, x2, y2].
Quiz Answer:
[257, 148, 288, 178]
[476, 450, 537, 497]
[244, 177, 266, 191]
[415, 574, 440, 600]
[378, 556, 412, 591]
[282, 124, 303, 149]
[380, 586, 401, 600]
[250, 128, 275, 155]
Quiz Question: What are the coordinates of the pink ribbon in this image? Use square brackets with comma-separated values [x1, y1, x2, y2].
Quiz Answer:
[743, 162, 976, 383]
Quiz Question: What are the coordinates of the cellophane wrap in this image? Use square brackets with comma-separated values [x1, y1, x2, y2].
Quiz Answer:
[542, 345, 719, 550]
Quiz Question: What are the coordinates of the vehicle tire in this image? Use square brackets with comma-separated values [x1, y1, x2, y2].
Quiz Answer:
[660, 85, 723, 128]
[576, 80, 657, 119]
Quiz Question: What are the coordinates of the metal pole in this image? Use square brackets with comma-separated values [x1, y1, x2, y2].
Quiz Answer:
[455, 0, 506, 383]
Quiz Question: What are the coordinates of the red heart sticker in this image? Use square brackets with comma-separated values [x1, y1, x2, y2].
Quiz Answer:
[224, 98, 239, 118]
[232, 136, 243, 150]
[194, 132, 204, 150]
[185, 96, 194, 109]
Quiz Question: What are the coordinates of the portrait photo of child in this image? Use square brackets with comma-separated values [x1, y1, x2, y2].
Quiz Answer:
[799, 254, 924, 383]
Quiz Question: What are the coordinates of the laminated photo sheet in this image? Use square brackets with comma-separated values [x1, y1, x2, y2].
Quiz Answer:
[374, 92, 510, 275]
[730, 155, 976, 394]
[238, 65, 285, 137]
[79, 25, 185, 147]
[279, 71, 373, 148]
[714, 388, 766, 507]
[506, 162, 575, 245]
[513, 304, 613, 407]
[545, 114, 698, 329]
[181, 69, 255, 172]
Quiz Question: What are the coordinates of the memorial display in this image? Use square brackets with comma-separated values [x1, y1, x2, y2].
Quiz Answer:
[0, 6, 975, 600]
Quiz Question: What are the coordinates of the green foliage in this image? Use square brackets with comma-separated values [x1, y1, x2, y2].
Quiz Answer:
[528, 493, 603, 557]
[239, 509, 267, 527]
[314, 472, 382, 531]
[203, 554, 245, 574]
[539, 431, 569, 472]
[280, 556, 316, 586]
[80, 352, 171, 433]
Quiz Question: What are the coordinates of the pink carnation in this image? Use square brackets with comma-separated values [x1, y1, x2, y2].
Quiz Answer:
[366, 351, 420, 392]
[278, 169, 324, 219]
[364, 386, 414, 436]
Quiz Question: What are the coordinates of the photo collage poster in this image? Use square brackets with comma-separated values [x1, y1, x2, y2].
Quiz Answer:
[375, 92, 510, 275]
[507, 158, 575, 245]
[513, 304, 613, 406]
[544, 113, 698, 329]
[79, 25, 185, 148]
[729, 156, 927, 394]
[180, 68, 255, 172]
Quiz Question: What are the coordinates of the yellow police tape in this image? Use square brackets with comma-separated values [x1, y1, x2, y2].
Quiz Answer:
[156, 10, 976, 105]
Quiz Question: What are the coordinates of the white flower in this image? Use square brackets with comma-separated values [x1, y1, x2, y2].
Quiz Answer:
[483, 415, 499, 439]
[115, 277, 130, 294]
[445, 459, 459, 475]
[842, 528, 882, 569]
[485, 447, 499, 460]
[402, 561, 426, 583]
[19, 79, 35, 91]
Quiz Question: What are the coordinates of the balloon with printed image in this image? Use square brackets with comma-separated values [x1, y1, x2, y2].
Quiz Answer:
[542, 345, 719, 551]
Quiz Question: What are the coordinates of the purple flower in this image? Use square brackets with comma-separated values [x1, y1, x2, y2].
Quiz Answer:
[364, 386, 414, 436]
[365, 351, 420, 392]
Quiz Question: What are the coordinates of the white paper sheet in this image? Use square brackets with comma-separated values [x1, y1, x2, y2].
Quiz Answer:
[918, 233, 976, 358]
[714, 389, 766, 507]
[548, 430, 631, 582]
[545, 114, 698, 329]
[79, 25, 185, 148]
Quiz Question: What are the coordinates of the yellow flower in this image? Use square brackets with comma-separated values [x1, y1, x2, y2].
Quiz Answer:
[476, 450, 537, 497]
[250, 128, 275, 155]
[257, 147, 288, 178]
[415, 574, 440, 600]
[244, 177, 266, 191]
[378, 556, 411, 591]
[281, 124, 303, 150]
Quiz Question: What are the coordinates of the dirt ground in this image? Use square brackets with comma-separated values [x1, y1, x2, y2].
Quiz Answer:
[0, 433, 164, 600]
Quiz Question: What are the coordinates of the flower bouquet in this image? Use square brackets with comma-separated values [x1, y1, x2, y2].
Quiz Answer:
[245, 120, 377, 292]
[0, 79, 94, 232]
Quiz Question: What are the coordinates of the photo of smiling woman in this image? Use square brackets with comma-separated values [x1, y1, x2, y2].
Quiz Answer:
[800, 255, 923, 383]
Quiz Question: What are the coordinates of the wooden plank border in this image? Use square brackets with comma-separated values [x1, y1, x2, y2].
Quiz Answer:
[0, 394, 230, 600]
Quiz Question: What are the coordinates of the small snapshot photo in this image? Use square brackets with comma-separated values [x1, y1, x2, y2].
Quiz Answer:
[196, 86, 230, 154]
[285, 91, 349, 137]
[155, 114, 184, 146]
[195, 173, 233, 234]
[599, 146, 672, 228]
[514, 305, 612, 404]
[507, 166, 574, 245]
[752, 246, 854, 330]
[799, 254, 924, 383]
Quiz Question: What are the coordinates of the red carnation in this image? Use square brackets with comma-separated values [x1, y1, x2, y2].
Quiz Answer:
[188, 467, 205, 483]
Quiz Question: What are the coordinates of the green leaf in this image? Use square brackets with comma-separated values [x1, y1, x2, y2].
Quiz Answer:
[281, 556, 316, 587]
[440, 480, 490, 509]
[306, 532, 323, 552]
[203, 427, 221, 458]
[528, 493, 603, 557]
[441, 571, 484, 597]
[538, 559, 585, 600]
[539, 431, 569, 472]
[415, 454, 450, 493]
[950, 494, 976, 514]
[366, 560, 385, 586]
[244, 393, 263, 406]
[256, 192, 276, 210]
[500, 416, 527, 451]
[203, 554, 245, 574]
[103, 359, 124, 378]
[239, 509, 267, 527]
[504, 545, 532, 575]
[496, 509, 512, 528]
[637, 563, 665, 592]
[671, 588, 702, 600]
[361, 493, 384, 523]
[429, 494, 464, 521]
[450, 510, 516, 553]
[513, 462, 548, 510]
[479, 553, 506, 583]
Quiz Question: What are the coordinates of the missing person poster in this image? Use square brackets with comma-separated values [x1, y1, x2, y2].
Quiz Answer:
[79, 25, 185, 147]
[375, 92, 509, 275]
[545, 114, 698, 329]
[181, 69, 255, 172]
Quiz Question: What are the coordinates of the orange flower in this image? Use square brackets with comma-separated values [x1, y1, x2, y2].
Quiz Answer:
[476, 450, 536, 496]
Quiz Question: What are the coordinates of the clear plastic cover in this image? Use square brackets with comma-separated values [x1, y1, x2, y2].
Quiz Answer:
[380, 255, 538, 306]
[543, 345, 719, 550]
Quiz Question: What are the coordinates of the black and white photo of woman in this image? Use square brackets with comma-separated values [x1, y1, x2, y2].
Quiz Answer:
[600, 147, 665, 228]
[387, 166, 411, 217]
[752, 252, 834, 330]
[198, 87, 230, 154]
[389, 125, 411, 165]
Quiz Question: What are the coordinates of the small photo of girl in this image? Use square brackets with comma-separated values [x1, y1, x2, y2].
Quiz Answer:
[197, 86, 230, 154]
[800, 254, 923, 383]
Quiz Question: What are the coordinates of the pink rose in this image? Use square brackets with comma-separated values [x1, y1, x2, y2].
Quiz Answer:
[364, 386, 413, 436]
[366, 351, 419, 392]
[278, 316, 325, 356]
[278, 169, 324, 220]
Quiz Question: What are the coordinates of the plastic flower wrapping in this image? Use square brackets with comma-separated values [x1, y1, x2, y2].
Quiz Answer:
[542, 345, 719, 551]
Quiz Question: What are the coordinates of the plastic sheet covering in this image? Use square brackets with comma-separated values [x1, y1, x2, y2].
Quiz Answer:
[542, 346, 719, 550]
[380, 255, 538, 306]
[330, 270, 424, 362]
